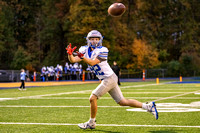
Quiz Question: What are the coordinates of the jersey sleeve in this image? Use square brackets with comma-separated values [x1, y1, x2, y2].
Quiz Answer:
[79, 46, 87, 54]
[96, 47, 108, 61]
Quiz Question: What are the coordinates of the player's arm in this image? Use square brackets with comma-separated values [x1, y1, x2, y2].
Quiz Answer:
[82, 57, 100, 66]
[68, 54, 82, 63]
[66, 43, 82, 63]
[76, 52, 100, 66]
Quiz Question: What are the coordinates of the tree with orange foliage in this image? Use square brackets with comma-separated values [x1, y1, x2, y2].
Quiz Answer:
[127, 39, 160, 69]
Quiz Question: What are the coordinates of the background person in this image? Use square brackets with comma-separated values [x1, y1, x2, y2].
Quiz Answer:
[18, 69, 28, 90]
[111, 61, 121, 85]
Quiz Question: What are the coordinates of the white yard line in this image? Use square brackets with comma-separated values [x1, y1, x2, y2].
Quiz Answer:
[24, 97, 200, 100]
[0, 84, 163, 101]
[0, 105, 124, 108]
[120, 83, 165, 89]
[0, 90, 92, 101]
[124, 88, 199, 90]
[123, 92, 182, 94]
[0, 122, 199, 128]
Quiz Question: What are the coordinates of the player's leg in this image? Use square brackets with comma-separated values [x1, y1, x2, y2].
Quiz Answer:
[19, 80, 23, 90]
[78, 76, 115, 129]
[78, 94, 97, 129]
[22, 80, 25, 90]
[90, 94, 97, 120]
[118, 98, 142, 107]
[23, 80, 26, 90]
[110, 74, 158, 120]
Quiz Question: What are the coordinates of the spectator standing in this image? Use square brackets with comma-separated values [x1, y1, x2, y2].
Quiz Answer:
[59, 65, 63, 80]
[78, 64, 83, 80]
[86, 66, 91, 80]
[41, 66, 46, 81]
[111, 61, 121, 85]
[64, 62, 70, 80]
[18, 69, 28, 91]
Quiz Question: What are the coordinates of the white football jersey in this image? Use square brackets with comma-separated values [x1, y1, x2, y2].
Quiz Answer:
[79, 45, 114, 79]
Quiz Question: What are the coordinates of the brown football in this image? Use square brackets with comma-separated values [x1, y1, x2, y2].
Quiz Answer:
[108, 3, 126, 17]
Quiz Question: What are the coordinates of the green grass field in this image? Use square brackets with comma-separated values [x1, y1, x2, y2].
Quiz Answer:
[0, 81, 200, 133]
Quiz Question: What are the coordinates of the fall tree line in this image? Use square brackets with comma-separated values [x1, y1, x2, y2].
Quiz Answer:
[0, 0, 200, 77]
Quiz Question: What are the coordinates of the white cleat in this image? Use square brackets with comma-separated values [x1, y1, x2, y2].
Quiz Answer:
[78, 121, 96, 130]
[18, 88, 22, 91]
[147, 102, 159, 120]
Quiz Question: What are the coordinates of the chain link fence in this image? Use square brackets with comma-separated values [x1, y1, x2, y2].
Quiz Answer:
[0, 69, 199, 82]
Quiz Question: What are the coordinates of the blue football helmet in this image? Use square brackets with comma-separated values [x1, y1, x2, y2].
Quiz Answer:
[86, 30, 103, 48]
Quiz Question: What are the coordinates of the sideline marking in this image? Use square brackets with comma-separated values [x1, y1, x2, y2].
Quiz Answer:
[0, 122, 199, 128]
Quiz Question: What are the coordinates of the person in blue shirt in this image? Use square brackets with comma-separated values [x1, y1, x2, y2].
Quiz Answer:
[18, 69, 28, 90]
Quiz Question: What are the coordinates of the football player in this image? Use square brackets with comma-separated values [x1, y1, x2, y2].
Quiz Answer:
[66, 30, 159, 130]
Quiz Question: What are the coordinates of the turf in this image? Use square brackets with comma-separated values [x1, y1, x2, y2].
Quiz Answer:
[0, 81, 200, 133]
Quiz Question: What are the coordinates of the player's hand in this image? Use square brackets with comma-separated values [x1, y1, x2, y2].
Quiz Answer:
[66, 43, 77, 55]
[76, 51, 84, 59]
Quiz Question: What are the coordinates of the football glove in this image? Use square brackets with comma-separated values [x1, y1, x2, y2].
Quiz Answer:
[66, 43, 77, 55]
[76, 51, 84, 59]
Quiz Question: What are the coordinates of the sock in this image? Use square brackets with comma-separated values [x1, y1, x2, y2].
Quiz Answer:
[142, 103, 148, 110]
[89, 118, 95, 123]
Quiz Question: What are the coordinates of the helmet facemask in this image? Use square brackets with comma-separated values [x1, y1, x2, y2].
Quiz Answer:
[87, 38, 102, 49]
[86, 30, 103, 48]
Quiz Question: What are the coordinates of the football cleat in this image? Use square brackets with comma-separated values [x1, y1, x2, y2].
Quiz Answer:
[147, 102, 159, 120]
[78, 121, 96, 130]
[18, 88, 22, 91]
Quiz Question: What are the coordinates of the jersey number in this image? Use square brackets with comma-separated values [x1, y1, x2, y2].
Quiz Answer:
[91, 64, 104, 75]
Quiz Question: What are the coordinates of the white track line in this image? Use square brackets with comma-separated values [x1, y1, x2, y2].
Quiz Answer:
[0, 122, 199, 128]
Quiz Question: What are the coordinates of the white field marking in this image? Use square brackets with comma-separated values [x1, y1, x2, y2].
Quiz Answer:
[153, 90, 200, 102]
[127, 108, 200, 112]
[1, 102, 200, 109]
[0, 90, 92, 101]
[120, 83, 165, 89]
[127, 102, 200, 112]
[0, 122, 200, 128]
[0, 84, 163, 101]
[0, 105, 124, 108]
[123, 92, 182, 94]
[0, 98, 13, 100]
[124, 88, 199, 90]
[27, 97, 200, 100]
[156, 102, 200, 107]
[195, 93, 200, 95]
